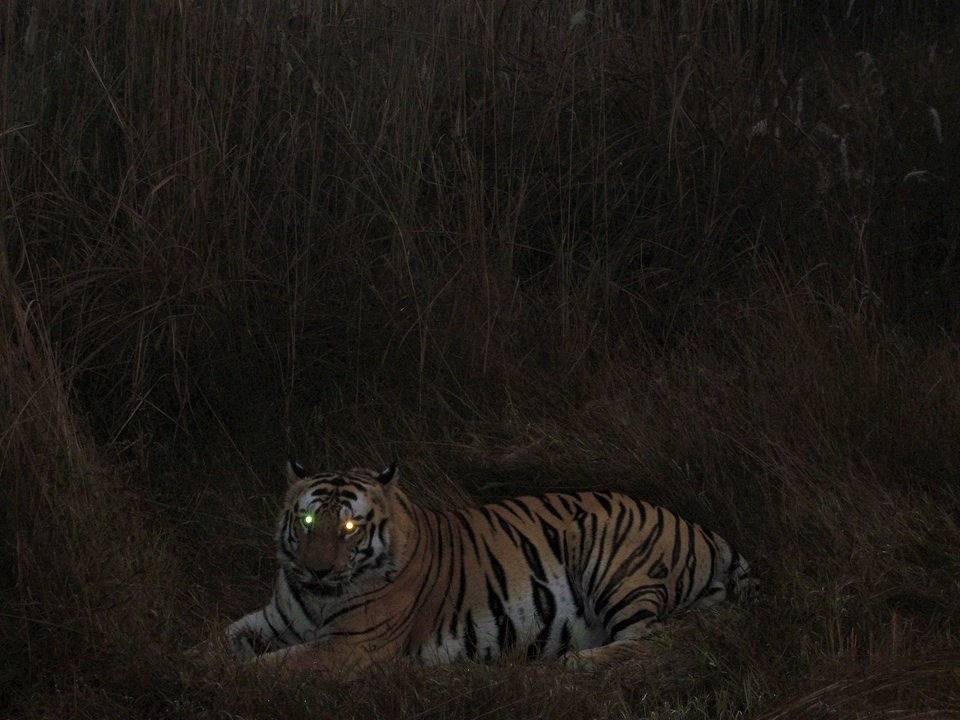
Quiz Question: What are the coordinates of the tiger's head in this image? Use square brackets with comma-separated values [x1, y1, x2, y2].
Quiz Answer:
[276, 460, 407, 595]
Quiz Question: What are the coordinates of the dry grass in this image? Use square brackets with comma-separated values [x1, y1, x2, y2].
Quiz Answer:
[2, 1, 959, 718]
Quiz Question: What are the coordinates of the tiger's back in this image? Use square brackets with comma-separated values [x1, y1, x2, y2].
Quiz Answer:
[410, 491, 751, 665]
[216, 464, 752, 674]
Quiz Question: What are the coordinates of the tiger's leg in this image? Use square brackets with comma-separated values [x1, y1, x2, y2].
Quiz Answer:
[562, 596, 662, 669]
[223, 568, 318, 658]
[187, 604, 295, 667]
[185, 609, 266, 665]
[224, 610, 279, 658]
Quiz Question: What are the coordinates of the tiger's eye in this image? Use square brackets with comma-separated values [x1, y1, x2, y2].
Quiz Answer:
[343, 519, 357, 535]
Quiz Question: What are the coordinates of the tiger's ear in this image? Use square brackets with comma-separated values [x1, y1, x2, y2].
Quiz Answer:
[377, 461, 399, 486]
[286, 458, 308, 483]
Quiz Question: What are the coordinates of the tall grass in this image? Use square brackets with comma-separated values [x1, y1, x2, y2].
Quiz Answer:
[2, 1, 959, 717]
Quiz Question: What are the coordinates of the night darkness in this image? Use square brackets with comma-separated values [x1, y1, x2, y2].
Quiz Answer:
[3, 1, 959, 718]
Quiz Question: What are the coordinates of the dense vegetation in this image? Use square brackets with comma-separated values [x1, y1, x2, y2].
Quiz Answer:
[2, 1, 958, 717]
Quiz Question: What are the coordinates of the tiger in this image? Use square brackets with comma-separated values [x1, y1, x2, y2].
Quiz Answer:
[206, 461, 753, 677]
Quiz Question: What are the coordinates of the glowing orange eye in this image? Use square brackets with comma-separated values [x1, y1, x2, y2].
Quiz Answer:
[343, 519, 357, 534]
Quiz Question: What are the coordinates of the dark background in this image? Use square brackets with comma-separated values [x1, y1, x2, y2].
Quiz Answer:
[2, 1, 959, 717]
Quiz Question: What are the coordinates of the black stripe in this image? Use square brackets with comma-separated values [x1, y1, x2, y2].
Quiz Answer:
[519, 533, 547, 580]
[612, 502, 633, 546]
[261, 611, 283, 645]
[576, 512, 588, 564]
[648, 556, 668, 579]
[493, 512, 519, 543]
[464, 610, 478, 660]
[683, 524, 700, 605]
[281, 567, 320, 628]
[321, 597, 377, 626]
[449, 562, 468, 637]
[601, 584, 664, 627]
[431, 516, 459, 631]
[282, 511, 297, 548]
[486, 578, 517, 651]
[587, 513, 598, 554]
[479, 507, 499, 532]
[494, 501, 526, 522]
[593, 492, 613, 514]
[454, 511, 482, 562]
[701, 530, 719, 585]
[560, 530, 571, 567]
[566, 570, 585, 617]
[529, 579, 557, 658]
[367, 553, 388, 571]
[484, 540, 510, 600]
[540, 496, 565, 521]
[671, 510, 682, 566]
[324, 615, 394, 638]
[539, 518, 564, 563]
[693, 584, 725, 604]
[585, 523, 609, 596]
[507, 498, 536, 521]
[609, 608, 656, 639]
[434, 518, 445, 576]
[272, 599, 304, 642]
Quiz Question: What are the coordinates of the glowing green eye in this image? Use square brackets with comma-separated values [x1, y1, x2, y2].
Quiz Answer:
[302, 514, 314, 526]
